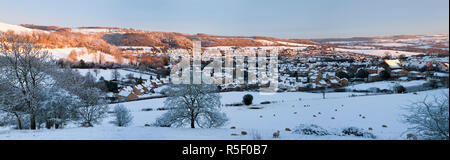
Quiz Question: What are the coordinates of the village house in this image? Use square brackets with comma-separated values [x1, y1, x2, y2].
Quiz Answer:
[368, 73, 380, 82]
[391, 69, 409, 78]
[407, 71, 428, 80]
[382, 59, 402, 71]
[431, 72, 449, 87]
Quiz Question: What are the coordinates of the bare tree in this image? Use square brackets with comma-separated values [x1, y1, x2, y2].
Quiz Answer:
[73, 87, 109, 127]
[0, 81, 26, 129]
[112, 69, 121, 81]
[112, 104, 133, 127]
[50, 67, 109, 127]
[404, 92, 449, 140]
[0, 34, 54, 130]
[93, 68, 99, 77]
[154, 84, 228, 128]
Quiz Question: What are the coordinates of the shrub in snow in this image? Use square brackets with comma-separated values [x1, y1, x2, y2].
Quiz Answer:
[341, 127, 376, 139]
[156, 107, 169, 111]
[334, 88, 347, 92]
[154, 84, 228, 128]
[242, 94, 253, 106]
[260, 101, 271, 105]
[112, 104, 133, 127]
[232, 103, 244, 106]
[404, 92, 449, 140]
[355, 69, 369, 79]
[141, 108, 153, 112]
[336, 71, 350, 79]
[293, 124, 331, 136]
[394, 85, 406, 93]
[379, 70, 391, 80]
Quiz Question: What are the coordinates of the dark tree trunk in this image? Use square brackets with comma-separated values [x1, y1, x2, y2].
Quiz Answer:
[30, 115, 36, 130]
[14, 113, 22, 130]
[190, 119, 195, 128]
[45, 120, 52, 129]
[190, 109, 196, 128]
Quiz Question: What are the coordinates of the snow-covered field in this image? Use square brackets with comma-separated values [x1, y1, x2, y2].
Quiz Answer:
[335, 48, 423, 57]
[372, 42, 413, 47]
[46, 48, 128, 64]
[0, 21, 34, 33]
[1, 89, 447, 140]
[346, 80, 428, 91]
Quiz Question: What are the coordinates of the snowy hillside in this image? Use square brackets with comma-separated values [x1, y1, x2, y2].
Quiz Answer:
[46, 48, 129, 64]
[0, 21, 34, 33]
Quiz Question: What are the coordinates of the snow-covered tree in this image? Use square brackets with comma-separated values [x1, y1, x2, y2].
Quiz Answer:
[73, 87, 109, 127]
[154, 84, 228, 128]
[1, 34, 111, 130]
[404, 92, 449, 140]
[0, 34, 54, 130]
[112, 104, 133, 127]
[0, 82, 27, 129]
[37, 88, 80, 129]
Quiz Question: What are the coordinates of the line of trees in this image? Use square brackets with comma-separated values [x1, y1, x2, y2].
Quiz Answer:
[1, 30, 125, 64]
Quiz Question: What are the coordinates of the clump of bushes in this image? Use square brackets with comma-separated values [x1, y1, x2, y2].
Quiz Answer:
[248, 106, 263, 110]
[260, 101, 271, 105]
[394, 85, 406, 93]
[141, 108, 153, 112]
[293, 124, 331, 136]
[292, 124, 377, 139]
[157, 107, 169, 111]
[341, 127, 376, 139]
[242, 94, 253, 106]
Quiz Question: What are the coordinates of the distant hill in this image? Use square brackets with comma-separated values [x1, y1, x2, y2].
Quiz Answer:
[8, 22, 320, 48]
[311, 37, 374, 43]
[102, 32, 319, 48]
[20, 24, 61, 31]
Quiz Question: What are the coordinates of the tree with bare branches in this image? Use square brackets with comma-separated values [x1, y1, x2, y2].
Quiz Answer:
[404, 91, 449, 140]
[154, 84, 228, 128]
[0, 34, 54, 130]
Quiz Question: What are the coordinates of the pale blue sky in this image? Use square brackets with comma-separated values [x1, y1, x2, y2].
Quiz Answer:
[0, 0, 448, 38]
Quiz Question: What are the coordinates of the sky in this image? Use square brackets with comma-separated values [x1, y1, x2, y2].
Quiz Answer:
[0, 0, 448, 39]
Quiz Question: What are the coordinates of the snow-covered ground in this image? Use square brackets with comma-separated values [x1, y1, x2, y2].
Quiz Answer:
[46, 48, 129, 64]
[0, 21, 34, 33]
[371, 42, 413, 47]
[335, 48, 423, 57]
[346, 80, 428, 91]
[1, 89, 447, 140]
